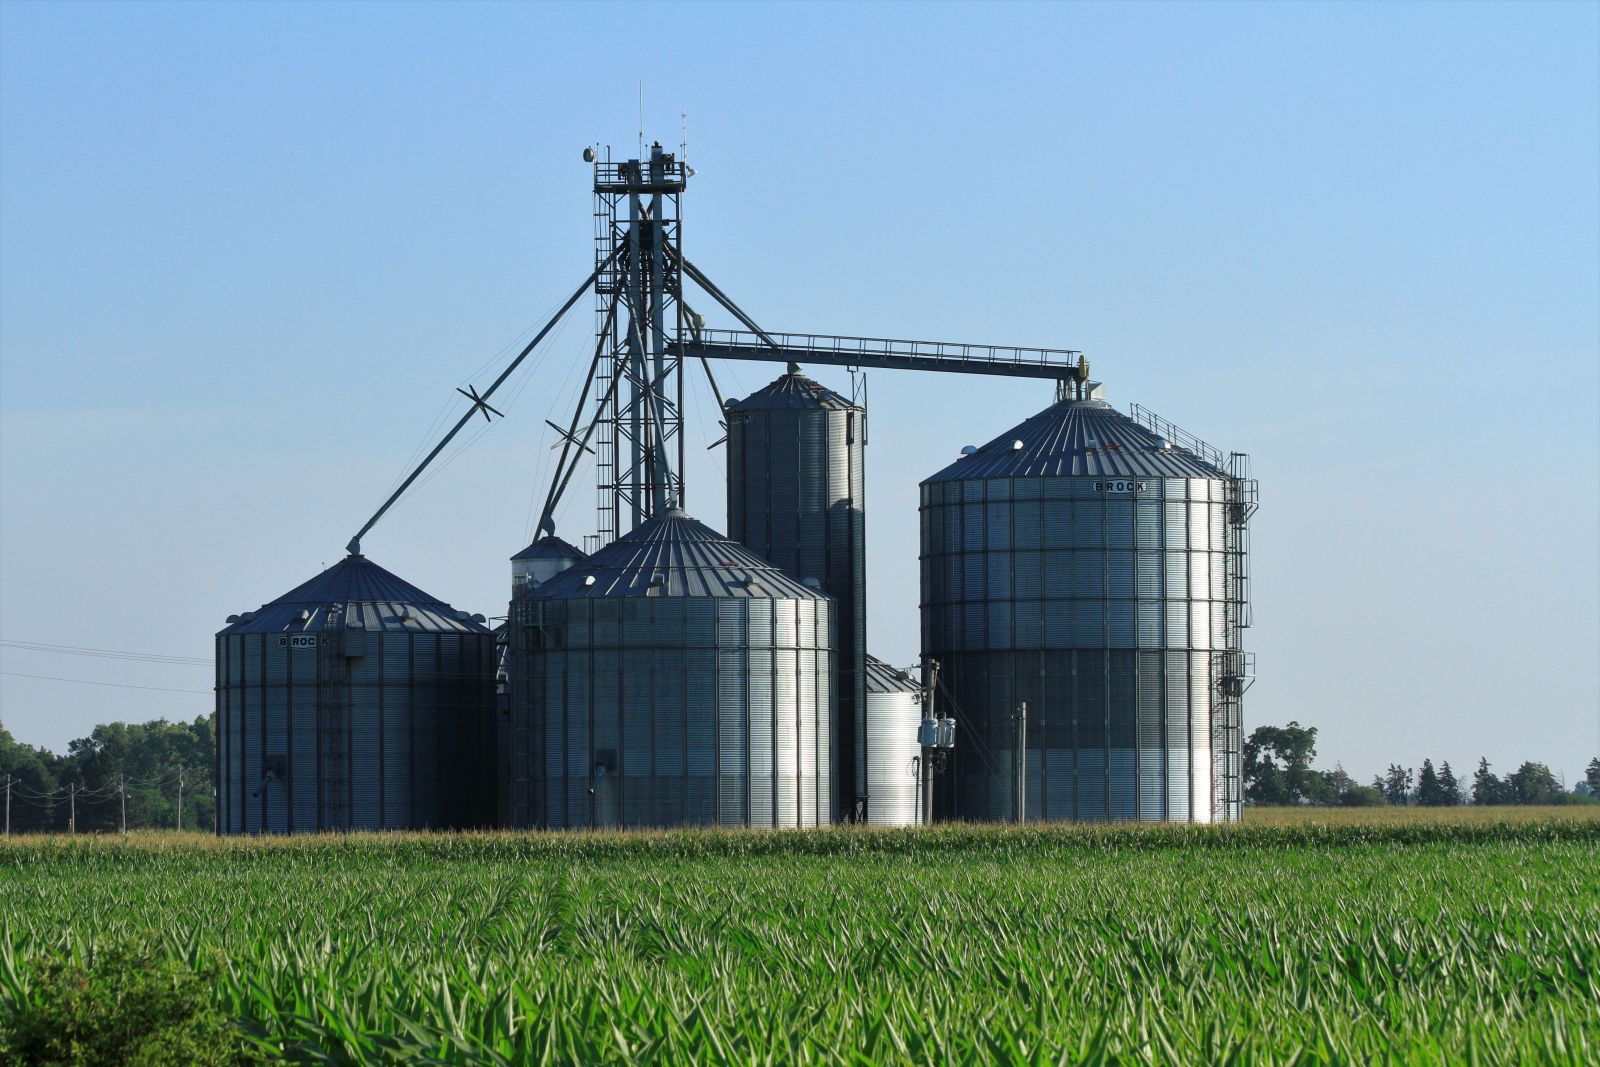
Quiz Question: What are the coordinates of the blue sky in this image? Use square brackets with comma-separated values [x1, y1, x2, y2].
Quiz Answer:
[2, 1, 1596, 783]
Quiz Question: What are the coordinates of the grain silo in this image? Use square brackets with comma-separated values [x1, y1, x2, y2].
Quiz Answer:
[863, 656, 921, 826]
[511, 532, 587, 594]
[919, 387, 1255, 823]
[504, 532, 586, 824]
[509, 507, 834, 829]
[215, 554, 497, 834]
[725, 366, 865, 821]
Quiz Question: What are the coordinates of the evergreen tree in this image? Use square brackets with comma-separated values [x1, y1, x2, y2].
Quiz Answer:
[1472, 757, 1509, 806]
[1415, 759, 1447, 806]
[1437, 761, 1461, 806]
[1585, 758, 1600, 797]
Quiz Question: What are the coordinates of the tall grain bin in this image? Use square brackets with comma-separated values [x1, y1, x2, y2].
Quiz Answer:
[215, 555, 496, 834]
[509, 507, 834, 829]
[725, 367, 865, 821]
[863, 656, 921, 827]
[919, 389, 1255, 823]
[505, 533, 587, 818]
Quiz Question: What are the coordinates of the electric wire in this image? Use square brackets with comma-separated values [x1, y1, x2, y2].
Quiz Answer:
[0, 640, 209, 666]
[0, 672, 211, 695]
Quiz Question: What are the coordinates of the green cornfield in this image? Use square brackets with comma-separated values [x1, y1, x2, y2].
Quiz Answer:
[3, 811, 1598, 1065]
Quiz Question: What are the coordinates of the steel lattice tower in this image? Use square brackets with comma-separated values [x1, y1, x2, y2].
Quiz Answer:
[591, 143, 688, 545]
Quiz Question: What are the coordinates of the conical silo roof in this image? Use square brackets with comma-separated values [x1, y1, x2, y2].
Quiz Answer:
[923, 398, 1230, 482]
[510, 533, 586, 564]
[725, 367, 857, 412]
[219, 554, 490, 635]
[534, 508, 828, 601]
[864, 655, 920, 694]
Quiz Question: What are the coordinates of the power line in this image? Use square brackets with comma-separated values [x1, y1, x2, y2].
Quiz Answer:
[0, 672, 211, 695]
[0, 640, 209, 666]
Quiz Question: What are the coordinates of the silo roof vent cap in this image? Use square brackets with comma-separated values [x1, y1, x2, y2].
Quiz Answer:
[225, 614, 240, 625]
[1011, 439, 1025, 451]
[960, 445, 978, 457]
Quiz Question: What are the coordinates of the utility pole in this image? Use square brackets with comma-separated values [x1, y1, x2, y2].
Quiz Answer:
[69, 782, 76, 835]
[176, 767, 184, 832]
[920, 660, 941, 827]
[119, 773, 127, 836]
[1013, 701, 1028, 824]
[4, 774, 10, 839]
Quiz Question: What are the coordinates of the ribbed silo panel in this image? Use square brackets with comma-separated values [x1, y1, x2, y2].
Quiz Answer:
[242, 636, 262, 834]
[543, 653, 565, 827]
[775, 648, 798, 826]
[748, 649, 774, 828]
[718, 647, 747, 825]
[565, 659, 590, 828]
[349, 697, 378, 830]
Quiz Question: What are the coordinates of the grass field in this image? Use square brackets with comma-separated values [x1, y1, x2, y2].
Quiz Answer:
[3, 809, 1597, 1065]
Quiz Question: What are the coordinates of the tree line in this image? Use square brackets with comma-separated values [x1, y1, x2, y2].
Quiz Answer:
[0, 717, 214, 833]
[1244, 721, 1600, 807]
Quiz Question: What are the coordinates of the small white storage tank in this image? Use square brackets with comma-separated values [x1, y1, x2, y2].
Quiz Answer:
[863, 656, 921, 827]
[511, 533, 586, 594]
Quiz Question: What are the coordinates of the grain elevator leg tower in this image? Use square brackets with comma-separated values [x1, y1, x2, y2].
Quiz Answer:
[591, 144, 688, 545]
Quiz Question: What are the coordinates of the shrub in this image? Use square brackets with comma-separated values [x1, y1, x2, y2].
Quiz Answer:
[1340, 785, 1388, 807]
[1, 943, 247, 1066]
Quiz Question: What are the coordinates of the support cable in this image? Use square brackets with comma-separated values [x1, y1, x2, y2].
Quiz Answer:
[544, 345, 634, 531]
[345, 252, 618, 555]
[536, 293, 620, 537]
[673, 252, 782, 351]
[619, 287, 676, 503]
[681, 297, 728, 416]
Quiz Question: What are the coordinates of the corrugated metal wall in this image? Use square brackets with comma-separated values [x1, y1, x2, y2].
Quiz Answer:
[214, 630, 496, 833]
[920, 474, 1239, 822]
[510, 595, 833, 829]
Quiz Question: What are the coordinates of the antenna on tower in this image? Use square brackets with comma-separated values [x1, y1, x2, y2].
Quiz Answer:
[680, 110, 688, 162]
[638, 83, 644, 157]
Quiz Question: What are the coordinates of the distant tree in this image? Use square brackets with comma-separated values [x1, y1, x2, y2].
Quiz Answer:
[1585, 758, 1600, 797]
[1319, 764, 1356, 804]
[1381, 764, 1414, 806]
[1437, 761, 1462, 806]
[1506, 762, 1567, 806]
[3, 715, 214, 833]
[0, 725, 65, 832]
[1244, 722, 1321, 805]
[1340, 785, 1387, 807]
[1472, 758, 1512, 806]
[1415, 760, 1447, 806]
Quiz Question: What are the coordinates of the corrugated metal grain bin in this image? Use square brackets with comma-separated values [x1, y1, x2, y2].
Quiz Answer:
[726, 368, 865, 821]
[215, 555, 496, 834]
[509, 507, 835, 829]
[919, 391, 1253, 823]
[863, 656, 921, 827]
